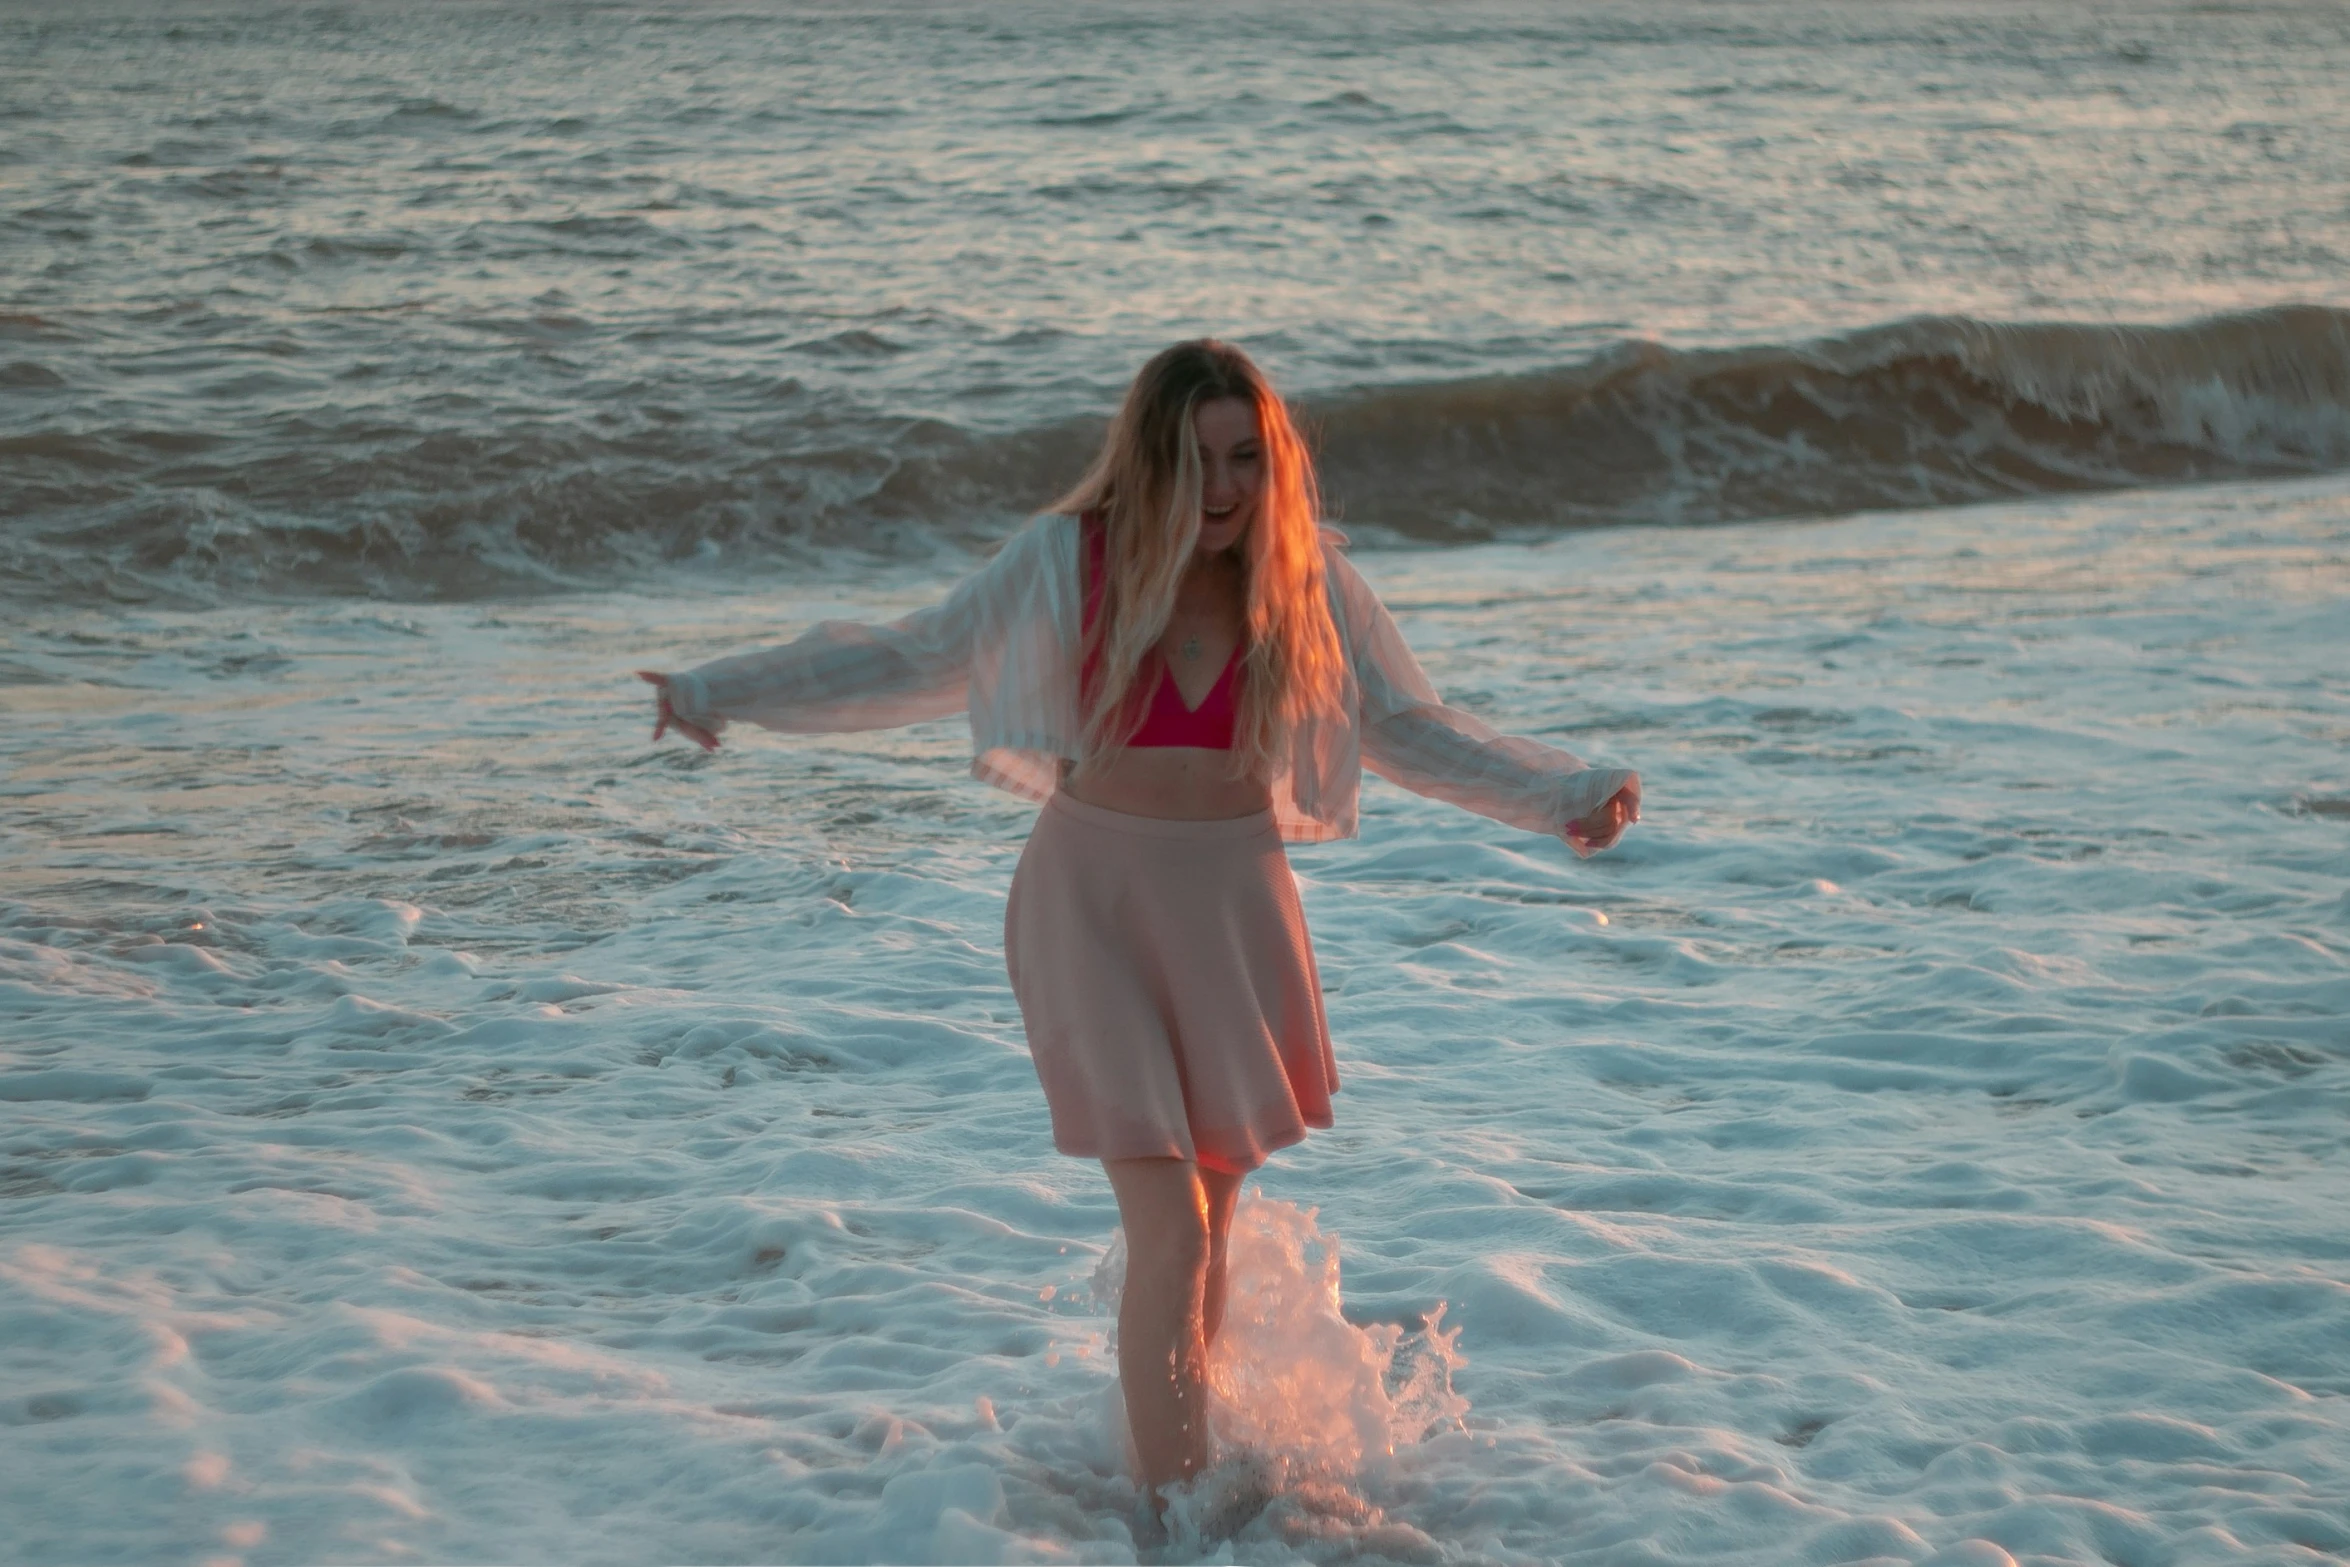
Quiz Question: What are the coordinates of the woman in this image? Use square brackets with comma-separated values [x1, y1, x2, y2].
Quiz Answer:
[638, 340, 1639, 1512]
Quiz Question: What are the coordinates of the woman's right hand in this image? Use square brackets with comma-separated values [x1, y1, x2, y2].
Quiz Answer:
[636, 671, 721, 752]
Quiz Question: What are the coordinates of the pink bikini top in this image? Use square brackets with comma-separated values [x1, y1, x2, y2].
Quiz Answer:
[1079, 514, 1245, 750]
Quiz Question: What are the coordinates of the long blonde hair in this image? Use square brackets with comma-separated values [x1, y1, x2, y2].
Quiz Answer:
[1053, 339, 1344, 780]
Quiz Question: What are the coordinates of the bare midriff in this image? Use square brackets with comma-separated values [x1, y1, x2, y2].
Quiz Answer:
[1060, 748, 1273, 821]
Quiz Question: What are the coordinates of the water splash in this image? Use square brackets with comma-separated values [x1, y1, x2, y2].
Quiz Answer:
[1206, 1195, 1468, 1469]
[1089, 1193, 1469, 1554]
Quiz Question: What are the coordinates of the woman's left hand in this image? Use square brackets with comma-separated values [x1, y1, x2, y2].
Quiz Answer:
[1566, 776, 1641, 853]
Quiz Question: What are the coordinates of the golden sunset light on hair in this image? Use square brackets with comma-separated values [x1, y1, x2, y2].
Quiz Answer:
[1054, 339, 1346, 782]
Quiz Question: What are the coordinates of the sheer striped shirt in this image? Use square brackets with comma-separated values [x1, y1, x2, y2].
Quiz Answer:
[662, 513, 1634, 847]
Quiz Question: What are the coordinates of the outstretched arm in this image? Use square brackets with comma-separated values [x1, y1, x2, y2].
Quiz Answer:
[1327, 545, 1640, 856]
[639, 516, 1066, 746]
[1360, 702, 1640, 855]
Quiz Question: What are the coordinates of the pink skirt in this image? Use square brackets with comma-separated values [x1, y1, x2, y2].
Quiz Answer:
[1004, 791, 1337, 1174]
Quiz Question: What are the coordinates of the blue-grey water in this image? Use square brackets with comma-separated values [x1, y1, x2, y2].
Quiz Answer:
[5, 6, 2349, 1566]
[4, 0, 2348, 598]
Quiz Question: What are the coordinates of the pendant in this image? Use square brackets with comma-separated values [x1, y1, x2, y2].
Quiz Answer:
[1180, 635, 1203, 661]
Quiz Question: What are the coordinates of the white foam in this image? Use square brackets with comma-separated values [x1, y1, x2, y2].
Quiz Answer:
[3, 473, 2347, 1562]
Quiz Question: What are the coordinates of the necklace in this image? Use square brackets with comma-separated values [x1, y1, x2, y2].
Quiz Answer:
[1180, 634, 1203, 661]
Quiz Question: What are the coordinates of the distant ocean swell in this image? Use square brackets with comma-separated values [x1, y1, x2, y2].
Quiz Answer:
[3, 305, 2344, 602]
[1308, 305, 2350, 540]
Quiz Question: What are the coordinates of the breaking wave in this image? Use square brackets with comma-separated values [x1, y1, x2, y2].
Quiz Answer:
[3, 306, 2345, 602]
[1306, 304, 2350, 541]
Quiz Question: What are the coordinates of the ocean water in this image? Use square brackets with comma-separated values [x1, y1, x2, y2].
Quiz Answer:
[4, 3, 2349, 1565]
[6, 0, 2350, 597]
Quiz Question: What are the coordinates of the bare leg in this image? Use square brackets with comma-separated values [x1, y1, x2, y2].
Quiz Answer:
[1103, 1157, 1213, 1502]
[1199, 1165, 1245, 1346]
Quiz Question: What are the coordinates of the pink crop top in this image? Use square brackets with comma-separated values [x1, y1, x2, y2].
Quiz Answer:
[1079, 515, 1244, 750]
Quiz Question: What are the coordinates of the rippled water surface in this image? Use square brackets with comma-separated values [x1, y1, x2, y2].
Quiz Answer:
[4, 0, 2349, 593]
[5, 5, 2350, 1565]
[8, 476, 2350, 1563]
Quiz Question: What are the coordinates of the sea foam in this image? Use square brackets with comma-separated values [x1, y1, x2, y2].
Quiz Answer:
[7, 472, 2345, 1562]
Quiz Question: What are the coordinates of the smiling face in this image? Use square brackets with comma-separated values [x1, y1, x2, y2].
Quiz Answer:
[1062, 337, 1344, 773]
[1190, 395, 1265, 557]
